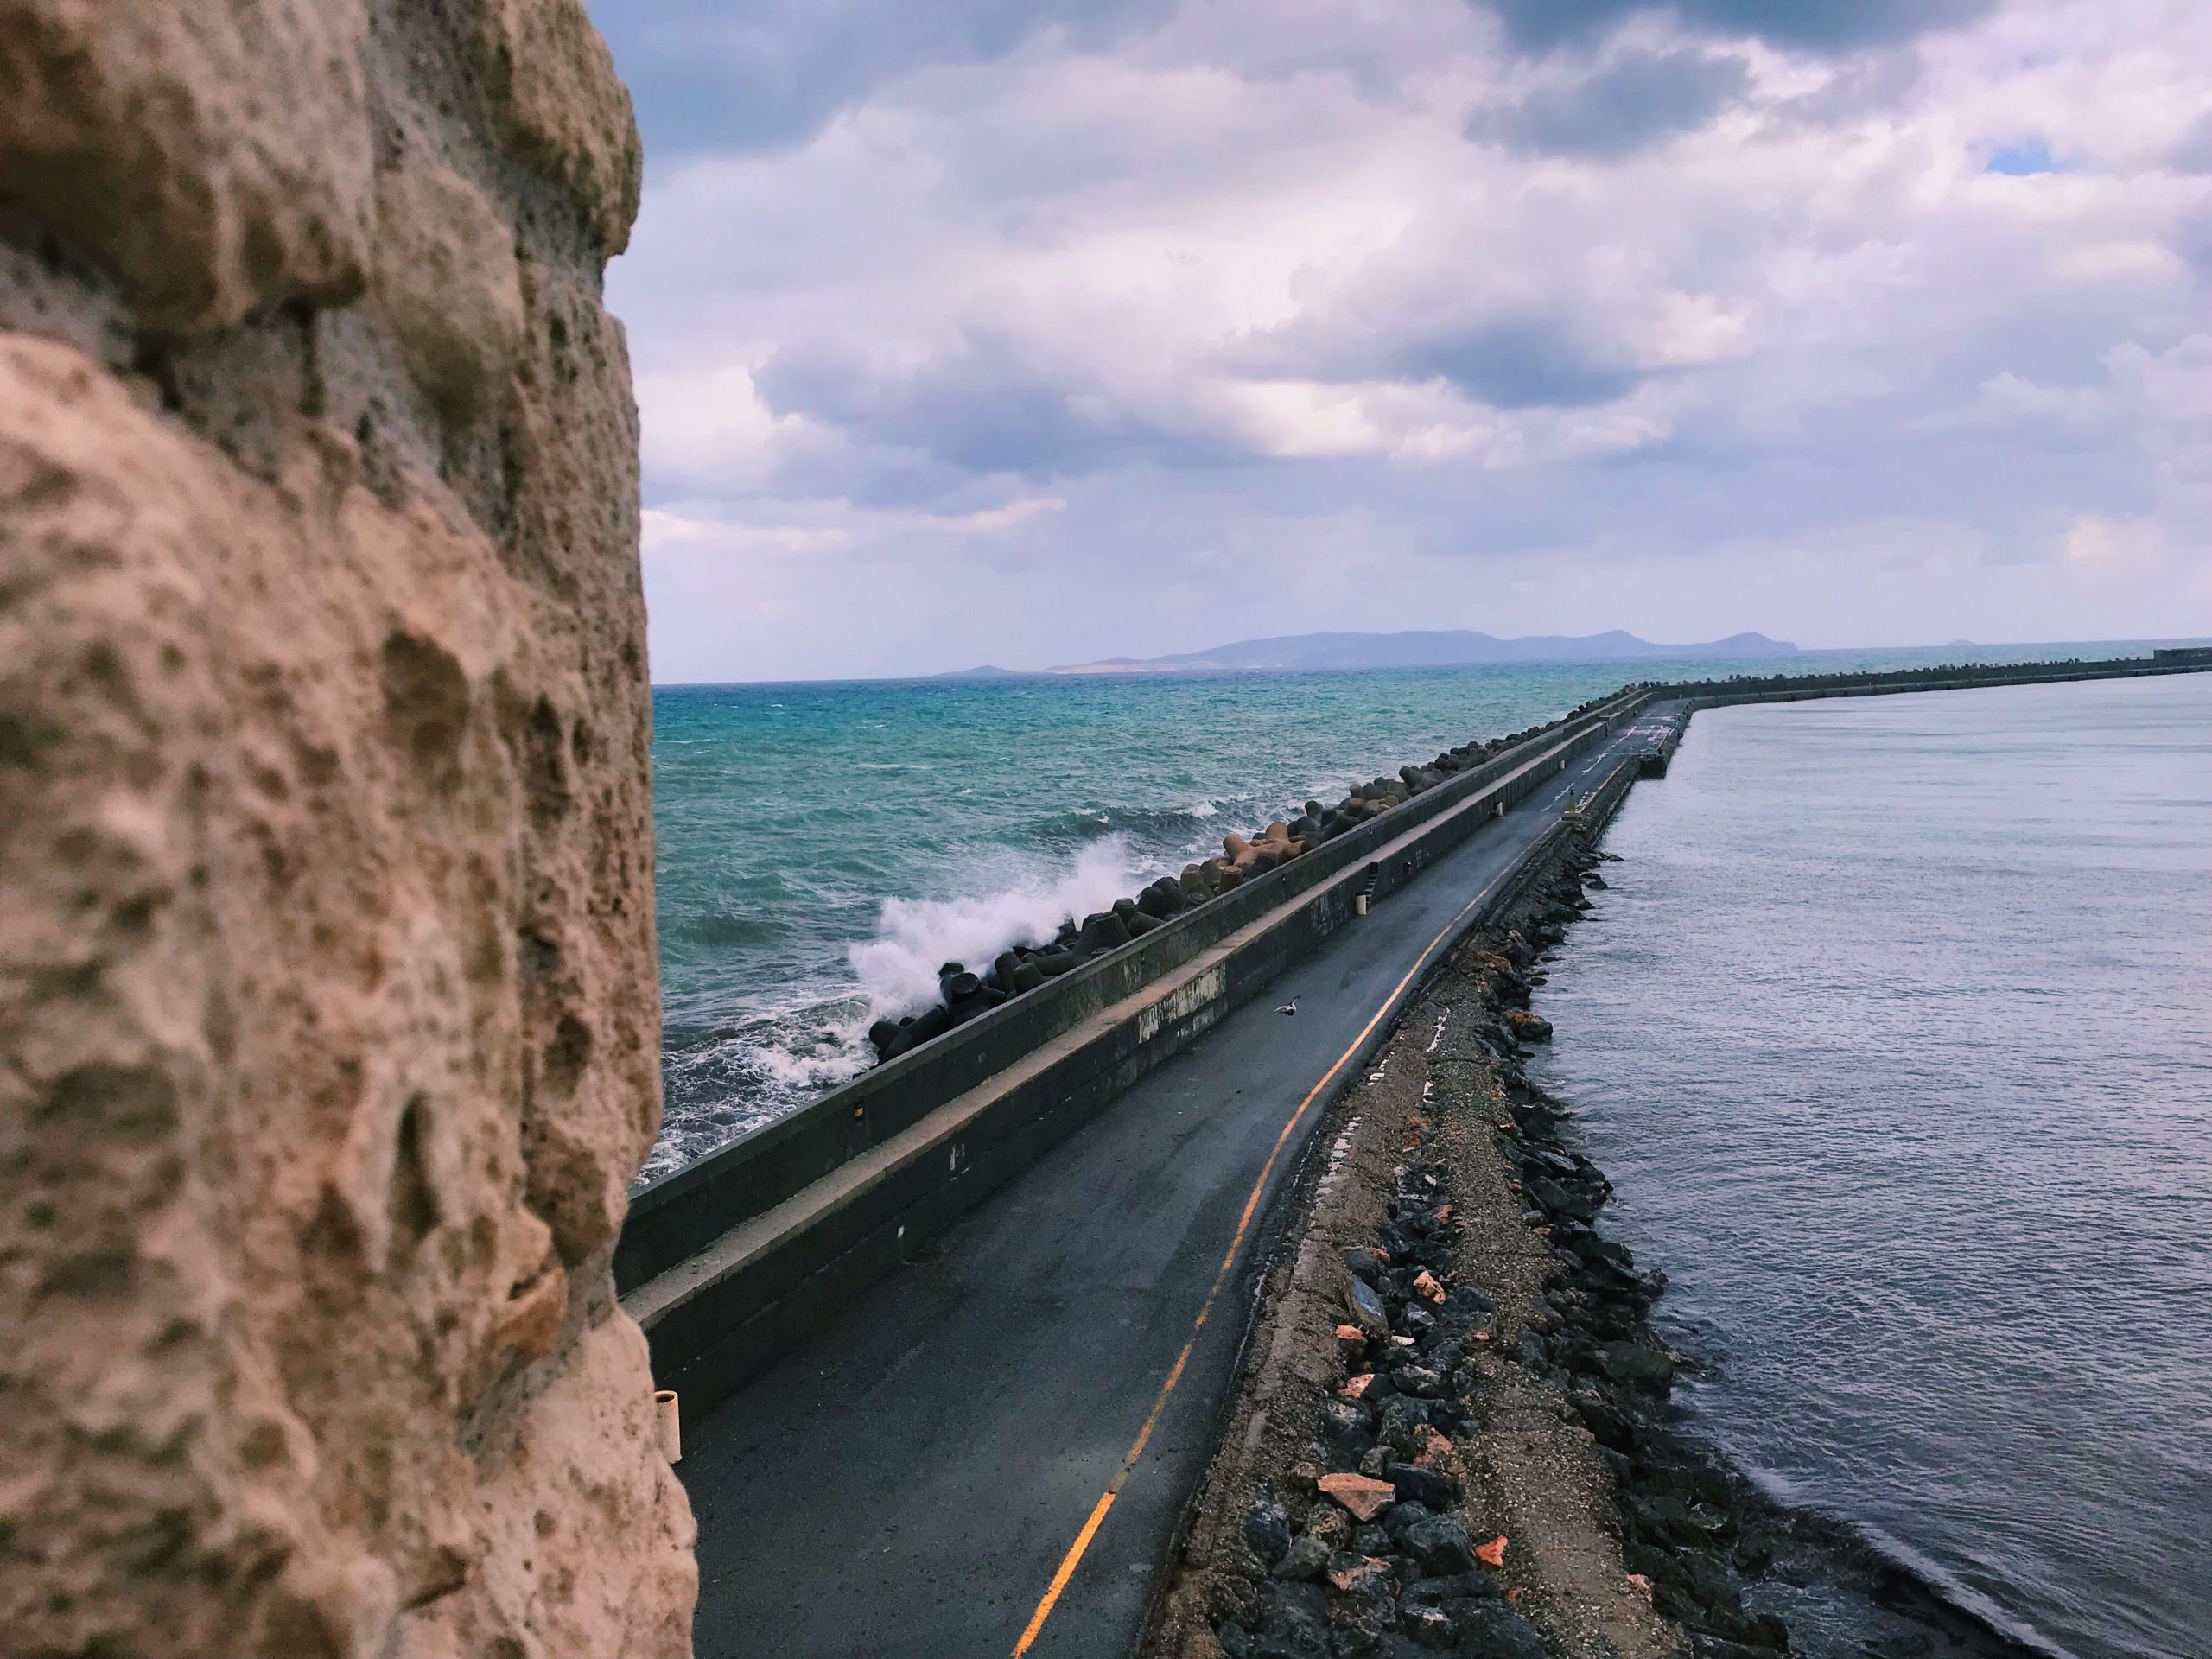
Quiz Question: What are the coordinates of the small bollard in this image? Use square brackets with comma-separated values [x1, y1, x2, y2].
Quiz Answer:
[655, 1389, 682, 1464]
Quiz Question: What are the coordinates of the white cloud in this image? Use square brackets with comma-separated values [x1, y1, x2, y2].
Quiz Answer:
[594, 0, 2212, 680]
[2063, 513, 2165, 565]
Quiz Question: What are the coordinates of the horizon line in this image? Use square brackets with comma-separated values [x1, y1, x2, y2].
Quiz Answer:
[645, 633, 2211, 691]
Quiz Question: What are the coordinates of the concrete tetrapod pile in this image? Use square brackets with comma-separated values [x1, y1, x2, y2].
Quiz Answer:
[866, 701, 1623, 1064]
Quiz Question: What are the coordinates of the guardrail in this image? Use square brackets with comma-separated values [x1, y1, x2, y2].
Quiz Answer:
[622, 692, 1651, 1414]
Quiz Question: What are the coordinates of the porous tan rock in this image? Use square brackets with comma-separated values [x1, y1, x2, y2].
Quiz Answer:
[0, 3, 695, 1657]
[0, 0, 375, 332]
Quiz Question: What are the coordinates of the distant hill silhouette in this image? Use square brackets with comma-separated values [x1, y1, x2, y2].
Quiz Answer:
[1028, 628, 1797, 675]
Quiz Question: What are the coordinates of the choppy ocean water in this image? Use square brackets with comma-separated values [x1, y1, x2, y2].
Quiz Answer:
[1528, 672, 2212, 1659]
[644, 641, 2165, 1184]
[646, 656, 1653, 1179]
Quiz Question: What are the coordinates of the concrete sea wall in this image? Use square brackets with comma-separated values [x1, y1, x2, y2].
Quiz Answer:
[620, 692, 1651, 1414]
[863, 702, 1630, 1065]
[624, 653, 2212, 1422]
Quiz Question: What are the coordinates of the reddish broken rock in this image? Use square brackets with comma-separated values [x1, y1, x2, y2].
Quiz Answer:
[1412, 1270, 1446, 1304]
[1412, 1424, 1453, 1466]
[1342, 1374, 1376, 1399]
[1315, 1472, 1397, 1523]
[1327, 1554, 1392, 1596]
[1475, 1535, 1509, 1568]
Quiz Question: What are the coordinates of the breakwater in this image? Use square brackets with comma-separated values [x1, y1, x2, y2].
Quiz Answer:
[842, 654, 2175, 1070]
[1147, 766, 2037, 1659]
[645, 642, 2210, 1176]
[620, 690, 1649, 1415]
[861, 701, 1628, 1065]
[620, 652, 2211, 1421]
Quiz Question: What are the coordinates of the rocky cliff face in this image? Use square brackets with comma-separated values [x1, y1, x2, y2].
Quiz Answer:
[0, 3, 696, 1654]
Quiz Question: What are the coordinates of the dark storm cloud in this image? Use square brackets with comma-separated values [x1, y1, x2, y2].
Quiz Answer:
[588, 0, 1177, 156]
[2171, 112, 2212, 175]
[1471, 0, 1998, 54]
[1469, 48, 1748, 159]
[755, 333, 1226, 480]
[614, 0, 2210, 680]
[1240, 309, 1644, 411]
[1394, 321, 1643, 408]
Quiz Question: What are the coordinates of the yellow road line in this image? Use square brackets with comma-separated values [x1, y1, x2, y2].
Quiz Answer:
[1010, 800, 1577, 1654]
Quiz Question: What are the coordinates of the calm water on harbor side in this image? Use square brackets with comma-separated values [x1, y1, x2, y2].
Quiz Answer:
[643, 642, 2148, 1183]
[1529, 673, 2212, 1659]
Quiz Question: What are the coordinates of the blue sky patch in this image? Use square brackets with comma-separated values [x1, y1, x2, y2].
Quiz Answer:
[1986, 137, 2058, 175]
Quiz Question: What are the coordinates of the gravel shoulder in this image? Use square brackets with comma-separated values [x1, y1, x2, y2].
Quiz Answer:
[1142, 801, 2050, 1659]
[1143, 823, 1692, 1659]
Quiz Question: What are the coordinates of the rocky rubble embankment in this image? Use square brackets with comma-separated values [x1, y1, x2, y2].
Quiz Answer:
[868, 701, 1621, 1061]
[1147, 822, 1809, 1659]
[1473, 926, 1797, 1659]
[1151, 814, 2044, 1659]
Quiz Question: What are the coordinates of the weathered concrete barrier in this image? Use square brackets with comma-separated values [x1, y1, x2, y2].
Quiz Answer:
[1633, 658, 2211, 768]
[620, 695, 1648, 1414]
[617, 689, 1646, 1294]
[1656, 655, 2205, 707]
[621, 651, 2212, 1419]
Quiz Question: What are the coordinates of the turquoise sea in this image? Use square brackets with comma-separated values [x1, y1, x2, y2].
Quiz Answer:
[642, 640, 2162, 1182]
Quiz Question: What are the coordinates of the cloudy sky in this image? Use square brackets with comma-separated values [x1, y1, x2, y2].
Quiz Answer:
[588, 0, 2212, 683]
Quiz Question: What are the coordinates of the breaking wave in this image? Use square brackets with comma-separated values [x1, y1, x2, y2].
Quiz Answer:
[848, 837, 1151, 1019]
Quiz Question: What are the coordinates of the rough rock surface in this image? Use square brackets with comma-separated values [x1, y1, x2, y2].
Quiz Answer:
[0, 3, 693, 1656]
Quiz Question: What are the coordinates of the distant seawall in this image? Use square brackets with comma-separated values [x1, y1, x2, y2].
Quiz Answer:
[1654, 648, 2210, 706]
[618, 652, 2210, 1415]
[1632, 651, 2212, 774]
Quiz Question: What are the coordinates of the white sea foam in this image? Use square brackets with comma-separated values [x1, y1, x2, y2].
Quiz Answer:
[747, 1035, 868, 1090]
[849, 837, 1148, 1017]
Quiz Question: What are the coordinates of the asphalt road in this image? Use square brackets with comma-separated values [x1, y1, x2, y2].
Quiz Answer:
[680, 707, 1676, 1659]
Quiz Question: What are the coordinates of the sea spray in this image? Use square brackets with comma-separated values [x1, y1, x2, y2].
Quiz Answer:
[849, 836, 1149, 1017]
[651, 653, 1991, 1180]
[641, 835, 1194, 1181]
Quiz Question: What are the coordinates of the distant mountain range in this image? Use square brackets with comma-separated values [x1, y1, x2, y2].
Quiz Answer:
[940, 628, 1796, 678]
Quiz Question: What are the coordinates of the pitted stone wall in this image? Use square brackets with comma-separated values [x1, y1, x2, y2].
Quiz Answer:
[0, 3, 696, 1655]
